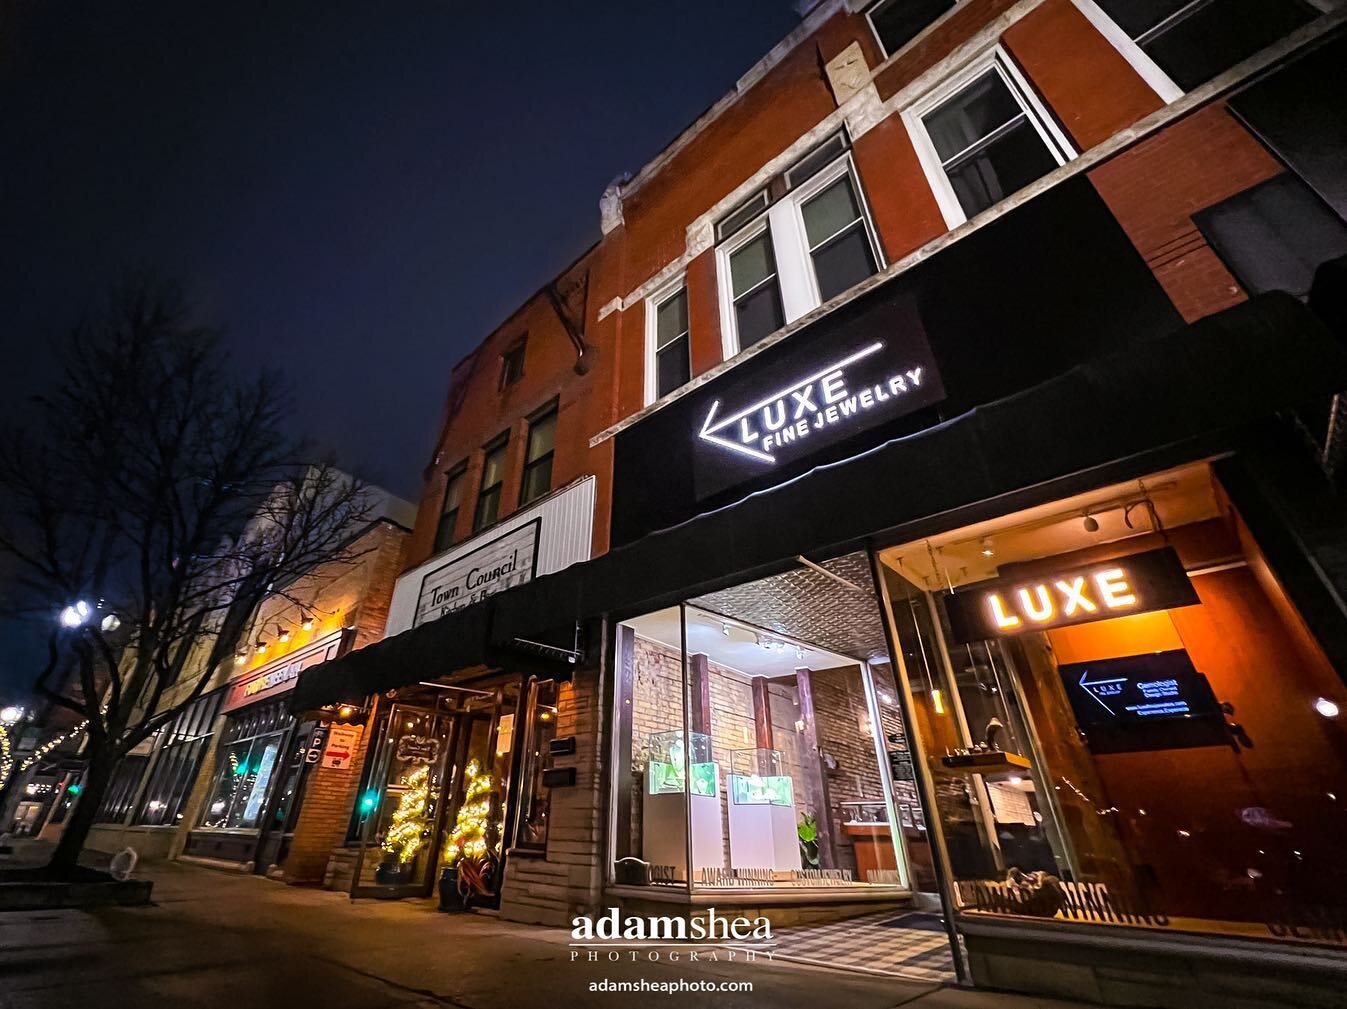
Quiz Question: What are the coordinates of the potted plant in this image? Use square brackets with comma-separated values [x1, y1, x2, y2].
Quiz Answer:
[798, 813, 820, 868]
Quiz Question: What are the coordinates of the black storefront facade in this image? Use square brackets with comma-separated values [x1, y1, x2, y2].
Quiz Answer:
[294, 170, 1347, 1000]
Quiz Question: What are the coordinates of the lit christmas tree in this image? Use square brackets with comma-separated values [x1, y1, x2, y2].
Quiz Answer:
[443, 759, 493, 864]
[382, 764, 431, 863]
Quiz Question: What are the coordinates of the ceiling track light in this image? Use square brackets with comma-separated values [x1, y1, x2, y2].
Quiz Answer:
[980, 537, 994, 557]
[255, 638, 269, 654]
[277, 624, 290, 643]
[1083, 512, 1100, 533]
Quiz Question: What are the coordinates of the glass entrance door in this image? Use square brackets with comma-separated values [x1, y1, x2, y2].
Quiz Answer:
[351, 703, 455, 898]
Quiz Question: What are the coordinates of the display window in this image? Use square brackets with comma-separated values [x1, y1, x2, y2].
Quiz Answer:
[348, 675, 533, 905]
[197, 697, 292, 831]
[875, 461, 1347, 948]
[610, 555, 930, 896]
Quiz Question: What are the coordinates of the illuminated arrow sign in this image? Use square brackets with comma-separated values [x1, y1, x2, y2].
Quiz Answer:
[697, 340, 931, 464]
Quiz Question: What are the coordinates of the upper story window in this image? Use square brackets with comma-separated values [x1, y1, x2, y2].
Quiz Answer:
[500, 336, 527, 390]
[645, 283, 692, 404]
[473, 436, 508, 532]
[714, 134, 882, 358]
[519, 403, 558, 507]
[433, 464, 466, 553]
[1085, 0, 1316, 93]
[905, 49, 1074, 229]
[867, 0, 957, 58]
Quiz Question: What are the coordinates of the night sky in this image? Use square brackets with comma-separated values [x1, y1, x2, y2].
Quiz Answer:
[0, 0, 803, 695]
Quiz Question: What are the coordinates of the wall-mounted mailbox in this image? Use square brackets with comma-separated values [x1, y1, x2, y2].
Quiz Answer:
[548, 736, 577, 756]
[542, 767, 577, 788]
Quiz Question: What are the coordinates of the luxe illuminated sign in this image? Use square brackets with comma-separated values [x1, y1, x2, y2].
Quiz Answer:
[943, 548, 1200, 644]
[698, 341, 929, 464]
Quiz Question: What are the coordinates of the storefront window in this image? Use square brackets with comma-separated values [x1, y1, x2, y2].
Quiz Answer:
[514, 678, 560, 851]
[134, 690, 223, 826]
[877, 461, 1347, 947]
[611, 557, 916, 894]
[197, 697, 291, 831]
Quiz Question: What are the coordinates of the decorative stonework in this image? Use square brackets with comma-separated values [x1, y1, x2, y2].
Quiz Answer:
[825, 41, 871, 106]
[599, 177, 626, 235]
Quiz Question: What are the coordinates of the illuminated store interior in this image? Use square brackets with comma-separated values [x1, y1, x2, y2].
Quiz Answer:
[876, 460, 1347, 945]
[610, 555, 933, 898]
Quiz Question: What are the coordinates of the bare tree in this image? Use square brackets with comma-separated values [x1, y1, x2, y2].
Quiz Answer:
[0, 283, 372, 876]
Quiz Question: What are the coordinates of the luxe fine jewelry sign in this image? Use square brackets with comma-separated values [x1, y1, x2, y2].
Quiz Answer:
[413, 518, 540, 627]
[691, 309, 944, 499]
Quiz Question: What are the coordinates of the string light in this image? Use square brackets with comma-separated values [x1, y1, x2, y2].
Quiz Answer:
[443, 759, 495, 864]
[383, 765, 433, 864]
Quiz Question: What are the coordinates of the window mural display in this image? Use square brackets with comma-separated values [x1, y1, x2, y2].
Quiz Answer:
[876, 461, 1347, 947]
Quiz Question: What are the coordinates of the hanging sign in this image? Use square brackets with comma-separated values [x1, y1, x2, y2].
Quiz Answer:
[322, 724, 361, 770]
[690, 309, 944, 499]
[413, 518, 541, 627]
[395, 735, 440, 765]
[943, 547, 1199, 644]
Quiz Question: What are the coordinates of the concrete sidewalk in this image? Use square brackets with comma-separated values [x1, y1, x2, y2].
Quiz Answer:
[0, 851, 1085, 1009]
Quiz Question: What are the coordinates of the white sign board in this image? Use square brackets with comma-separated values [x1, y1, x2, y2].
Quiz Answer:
[321, 724, 361, 770]
[412, 518, 539, 627]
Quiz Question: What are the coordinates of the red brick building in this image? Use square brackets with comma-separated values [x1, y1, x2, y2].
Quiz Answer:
[296, 3, 1347, 1005]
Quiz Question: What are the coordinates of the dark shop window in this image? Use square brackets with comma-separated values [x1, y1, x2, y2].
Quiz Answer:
[514, 680, 560, 851]
[94, 754, 150, 824]
[519, 405, 557, 507]
[653, 288, 691, 399]
[1093, 0, 1317, 92]
[923, 67, 1061, 219]
[868, 0, 956, 57]
[133, 690, 224, 826]
[473, 437, 509, 532]
[433, 465, 467, 553]
[1195, 174, 1347, 300]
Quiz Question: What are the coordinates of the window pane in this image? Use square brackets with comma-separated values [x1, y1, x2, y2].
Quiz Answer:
[656, 337, 691, 398]
[870, 0, 955, 55]
[729, 232, 776, 296]
[1139, 0, 1315, 92]
[481, 444, 507, 490]
[735, 281, 785, 349]
[474, 485, 501, 531]
[802, 175, 863, 249]
[812, 226, 878, 303]
[521, 456, 553, 506]
[924, 69, 1024, 163]
[946, 118, 1059, 219]
[526, 411, 556, 464]
[786, 135, 848, 189]
[1094, 0, 1189, 38]
[443, 470, 465, 512]
[434, 509, 458, 552]
[655, 290, 689, 350]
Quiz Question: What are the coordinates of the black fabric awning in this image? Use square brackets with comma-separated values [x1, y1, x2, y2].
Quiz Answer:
[293, 292, 1347, 712]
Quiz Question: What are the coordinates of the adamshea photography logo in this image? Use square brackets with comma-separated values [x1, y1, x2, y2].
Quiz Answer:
[569, 907, 776, 964]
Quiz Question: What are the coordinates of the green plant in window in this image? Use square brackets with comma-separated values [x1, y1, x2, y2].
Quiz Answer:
[798, 813, 820, 868]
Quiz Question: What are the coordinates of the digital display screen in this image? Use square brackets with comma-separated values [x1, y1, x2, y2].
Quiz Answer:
[1058, 649, 1228, 753]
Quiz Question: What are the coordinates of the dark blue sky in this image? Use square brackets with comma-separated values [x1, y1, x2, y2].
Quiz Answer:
[0, 0, 803, 694]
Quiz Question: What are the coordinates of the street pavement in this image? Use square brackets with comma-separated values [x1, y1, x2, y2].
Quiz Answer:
[0, 851, 1087, 1009]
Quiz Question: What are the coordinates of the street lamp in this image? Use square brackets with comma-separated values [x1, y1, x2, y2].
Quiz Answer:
[58, 600, 92, 628]
[0, 705, 24, 726]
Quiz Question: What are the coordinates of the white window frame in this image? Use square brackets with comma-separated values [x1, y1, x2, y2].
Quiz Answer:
[902, 45, 1077, 231]
[643, 273, 689, 407]
[715, 151, 885, 359]
[865, 0, 967, 61]
[1071, 0, 1184, 104]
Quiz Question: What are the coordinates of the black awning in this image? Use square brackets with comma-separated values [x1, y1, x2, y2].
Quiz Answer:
[296, 292, 1347, 710]
[291, 596, 493, 713]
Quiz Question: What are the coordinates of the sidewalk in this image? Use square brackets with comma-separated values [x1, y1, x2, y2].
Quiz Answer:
[0, 846, 1085, 1009]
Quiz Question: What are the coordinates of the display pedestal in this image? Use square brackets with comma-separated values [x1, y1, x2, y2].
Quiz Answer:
[643, 791, 724, 878]
[728, 796, 800, 871]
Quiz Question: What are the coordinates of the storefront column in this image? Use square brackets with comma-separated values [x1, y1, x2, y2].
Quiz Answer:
[868, 548, 971, 983]
[793, 667, 836, 869]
